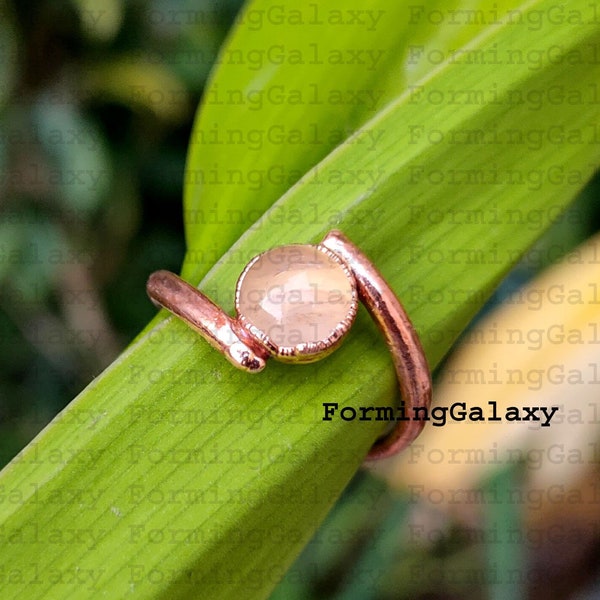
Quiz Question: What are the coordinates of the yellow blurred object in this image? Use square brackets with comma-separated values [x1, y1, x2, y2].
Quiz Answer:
[373, 232, 600, 516]
[84, 59, 191, 124]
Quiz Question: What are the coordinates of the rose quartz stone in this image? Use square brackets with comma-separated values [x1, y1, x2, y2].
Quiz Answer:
[236, 245, 355, 349]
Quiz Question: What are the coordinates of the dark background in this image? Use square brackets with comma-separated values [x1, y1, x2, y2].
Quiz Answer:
[0, 0, 244, 466]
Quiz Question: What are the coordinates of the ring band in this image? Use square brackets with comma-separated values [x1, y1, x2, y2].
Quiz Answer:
[146, 230, 431, 460]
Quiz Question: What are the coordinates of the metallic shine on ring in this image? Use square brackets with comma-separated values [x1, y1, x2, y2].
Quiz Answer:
[146, 230, 432, 461]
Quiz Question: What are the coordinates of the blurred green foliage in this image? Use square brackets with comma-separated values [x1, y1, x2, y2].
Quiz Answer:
[0, 0, 244, 466]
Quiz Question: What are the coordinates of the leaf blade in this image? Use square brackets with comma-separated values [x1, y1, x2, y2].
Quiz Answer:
[181, 0, 529, 282]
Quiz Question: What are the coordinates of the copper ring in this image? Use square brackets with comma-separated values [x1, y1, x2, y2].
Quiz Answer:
[146, 230, 432, 460]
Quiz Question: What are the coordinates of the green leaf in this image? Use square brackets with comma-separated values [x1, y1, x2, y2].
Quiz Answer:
[183, 0, 540, 281]
[1, 0, 600, 599]
[182, 0, 525, 282]
[182, 0, 399, 279]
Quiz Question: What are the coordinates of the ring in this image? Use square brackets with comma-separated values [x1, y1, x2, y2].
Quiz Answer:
[146, 230, 432, 460]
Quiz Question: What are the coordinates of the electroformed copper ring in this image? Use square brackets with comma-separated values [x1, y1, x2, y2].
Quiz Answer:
[146, 230, 431, 460]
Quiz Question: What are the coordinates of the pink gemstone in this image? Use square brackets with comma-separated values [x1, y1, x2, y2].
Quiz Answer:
[236, 245, 357, 359]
